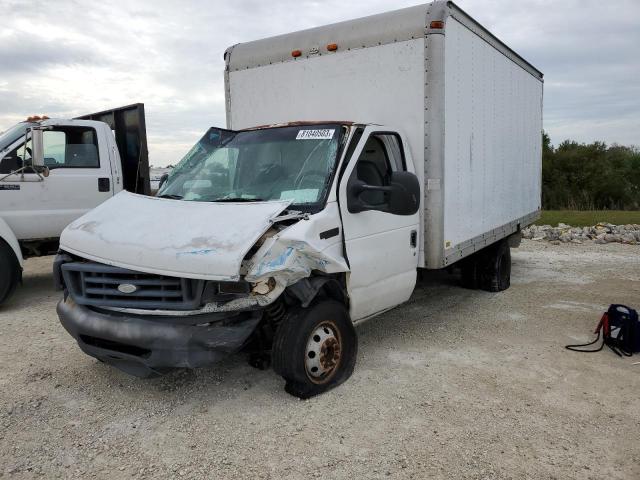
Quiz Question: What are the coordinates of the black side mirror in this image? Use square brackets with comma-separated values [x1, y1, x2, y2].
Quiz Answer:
[347, 171, 420, 215]
[387, 171, 420, 215]
[158, 173, 169, 189]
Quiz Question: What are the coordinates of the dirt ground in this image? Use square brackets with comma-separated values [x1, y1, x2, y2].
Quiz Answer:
[1, 240, 639, 479]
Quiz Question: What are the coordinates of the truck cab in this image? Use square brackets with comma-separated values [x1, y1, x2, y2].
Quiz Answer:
[0, 104, 149, 305]
[54, 121, 421, 397]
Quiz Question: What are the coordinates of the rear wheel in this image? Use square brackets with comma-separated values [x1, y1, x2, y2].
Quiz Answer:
[478, 240, 511, 292]
[0, 242, 20, 306]
[272, 300, 357, 399]
[459, 240, 511, 292]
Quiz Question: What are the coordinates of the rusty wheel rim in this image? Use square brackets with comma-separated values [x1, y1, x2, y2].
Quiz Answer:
[305, 321, 342, 384]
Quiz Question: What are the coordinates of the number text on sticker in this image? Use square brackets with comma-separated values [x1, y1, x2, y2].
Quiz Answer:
[296, 129, 335, 140]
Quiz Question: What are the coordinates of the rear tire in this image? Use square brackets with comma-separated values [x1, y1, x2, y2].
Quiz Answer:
[0, 241, 20, 306]
[478, 240, 511, 292]
[459, 240, 511, 292]
[272, 300, 357, 399]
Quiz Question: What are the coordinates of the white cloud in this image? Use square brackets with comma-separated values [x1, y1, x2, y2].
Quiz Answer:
[1, 0, 639, 164]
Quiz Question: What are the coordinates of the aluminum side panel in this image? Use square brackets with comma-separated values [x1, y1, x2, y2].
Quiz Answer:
[442, 18, 543, 256]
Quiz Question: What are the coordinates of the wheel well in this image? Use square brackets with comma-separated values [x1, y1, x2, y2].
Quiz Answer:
[284, 274, 349, 308]
[0, 238, 20, 267]
[0, 237, 22, 282]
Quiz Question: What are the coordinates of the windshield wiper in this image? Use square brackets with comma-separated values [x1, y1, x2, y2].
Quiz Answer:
[157, 194, 183, 200]
[210, 197, 265, 202]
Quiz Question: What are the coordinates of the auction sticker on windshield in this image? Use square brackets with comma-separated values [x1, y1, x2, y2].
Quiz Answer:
[296, 129, 335, 140]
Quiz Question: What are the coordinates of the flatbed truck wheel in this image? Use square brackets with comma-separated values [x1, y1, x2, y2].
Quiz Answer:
[0, 241, 20, 306]
[272, 300, 357, 399]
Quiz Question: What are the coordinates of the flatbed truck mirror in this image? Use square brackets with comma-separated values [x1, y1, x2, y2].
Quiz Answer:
[30, 128, 45, 168]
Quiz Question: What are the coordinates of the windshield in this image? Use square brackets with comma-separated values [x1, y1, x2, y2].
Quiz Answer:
[0, 122, 35, 152]
[158, 124, 344, 208]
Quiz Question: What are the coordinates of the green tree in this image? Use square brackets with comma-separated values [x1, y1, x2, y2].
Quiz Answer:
[540, 133, 640, 210]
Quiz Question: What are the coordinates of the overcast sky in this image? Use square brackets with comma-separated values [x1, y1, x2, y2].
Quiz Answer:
[2, 0, 639, 166]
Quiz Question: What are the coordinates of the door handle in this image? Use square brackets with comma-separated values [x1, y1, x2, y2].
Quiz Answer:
[410, 230, 417, 248]
[98, 177, 110, 192]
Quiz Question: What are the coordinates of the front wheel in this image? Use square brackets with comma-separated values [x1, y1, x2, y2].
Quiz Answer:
[272, 300, 357, 399]
[0, 242, 20, 306]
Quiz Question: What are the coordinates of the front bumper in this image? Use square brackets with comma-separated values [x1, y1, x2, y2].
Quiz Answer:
[57, 298, 262, 377]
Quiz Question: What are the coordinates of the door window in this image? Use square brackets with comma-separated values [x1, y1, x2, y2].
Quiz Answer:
[352, 133, 406, 206]
[0, 127, 99, 173]
[43, 128, 99, 169]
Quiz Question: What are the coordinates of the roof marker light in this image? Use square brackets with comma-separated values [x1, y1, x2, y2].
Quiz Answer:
[327, 43, 338, 52]
[291, 49, 302, 58]
[26, 115, 49, 122]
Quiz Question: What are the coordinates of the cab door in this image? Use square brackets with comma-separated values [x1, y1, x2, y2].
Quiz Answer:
[338, 126, 421, 322]
[0, 123, 113, 240]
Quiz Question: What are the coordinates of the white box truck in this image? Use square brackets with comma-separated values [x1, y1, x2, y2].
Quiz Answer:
[54, 1, 543, 398]
[0, 104, 150, 305]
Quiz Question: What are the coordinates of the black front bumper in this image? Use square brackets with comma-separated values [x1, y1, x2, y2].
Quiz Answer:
[57, 298, 262, 377]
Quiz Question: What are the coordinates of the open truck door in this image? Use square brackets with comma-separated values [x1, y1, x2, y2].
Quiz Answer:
[76, 103, 150, 196]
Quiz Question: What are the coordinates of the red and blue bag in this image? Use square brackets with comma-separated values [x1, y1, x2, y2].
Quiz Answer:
[566, 304, 640, 356]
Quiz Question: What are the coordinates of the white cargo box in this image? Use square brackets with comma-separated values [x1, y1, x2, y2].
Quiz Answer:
[225, 1, 543, 269]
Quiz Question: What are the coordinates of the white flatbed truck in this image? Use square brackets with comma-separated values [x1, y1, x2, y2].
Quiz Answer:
[54, 2, 543, 398]
[0, 104, 150, 305]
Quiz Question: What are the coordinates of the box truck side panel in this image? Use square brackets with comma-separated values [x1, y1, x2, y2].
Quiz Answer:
[442, 17, 542, 262]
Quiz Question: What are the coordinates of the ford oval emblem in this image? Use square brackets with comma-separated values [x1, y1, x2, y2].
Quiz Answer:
[117, 283, 138, 294]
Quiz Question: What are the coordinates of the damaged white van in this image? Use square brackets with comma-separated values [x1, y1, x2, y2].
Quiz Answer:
[54, 1, 543, 398]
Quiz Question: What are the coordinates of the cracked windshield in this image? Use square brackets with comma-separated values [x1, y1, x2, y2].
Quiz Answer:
[158, 124, 343, 205]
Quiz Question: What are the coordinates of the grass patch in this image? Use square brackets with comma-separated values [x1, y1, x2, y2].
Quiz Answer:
[535, 210, 640, 227]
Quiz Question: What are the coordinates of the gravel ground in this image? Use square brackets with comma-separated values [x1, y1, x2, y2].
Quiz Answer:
[1, 240, 639, 479]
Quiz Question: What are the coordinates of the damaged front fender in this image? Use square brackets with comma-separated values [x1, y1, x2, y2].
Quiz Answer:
[245, 202, 349, 288]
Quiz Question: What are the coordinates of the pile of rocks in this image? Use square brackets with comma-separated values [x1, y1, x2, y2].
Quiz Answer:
[522, 223, 640, 245]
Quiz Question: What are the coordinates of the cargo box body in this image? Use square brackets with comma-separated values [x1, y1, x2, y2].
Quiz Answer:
[225, 1, 543, 269]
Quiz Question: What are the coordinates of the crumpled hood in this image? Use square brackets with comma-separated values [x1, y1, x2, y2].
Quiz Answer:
[60, 191, 292, 280]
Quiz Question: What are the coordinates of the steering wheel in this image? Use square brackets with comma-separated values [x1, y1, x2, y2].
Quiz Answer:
[295, 169, 327, 189]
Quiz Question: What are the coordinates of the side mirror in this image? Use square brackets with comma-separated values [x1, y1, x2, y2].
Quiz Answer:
[387, 171, 420, 215]
[30, 128, 45, 168]
[348, 171, 420, 215]
[158, 173, 169, 189]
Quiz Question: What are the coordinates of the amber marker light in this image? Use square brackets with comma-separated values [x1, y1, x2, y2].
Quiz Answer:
[327, 43, 338, 52]
[430, 20, 445, 29]
[291, 49, 302, 57]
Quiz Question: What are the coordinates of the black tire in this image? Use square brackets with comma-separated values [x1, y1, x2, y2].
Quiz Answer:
[0, 241, 20, 306]
[272, 300, 357, 399]
[478, 240, 511, 292]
